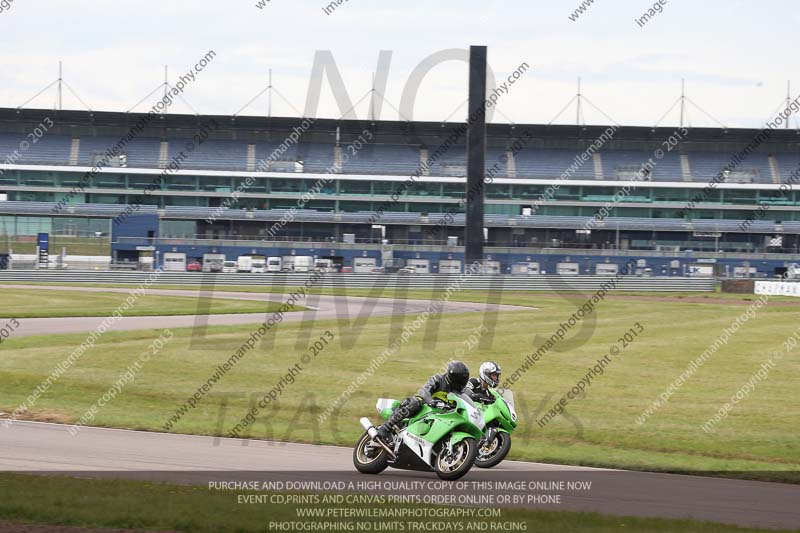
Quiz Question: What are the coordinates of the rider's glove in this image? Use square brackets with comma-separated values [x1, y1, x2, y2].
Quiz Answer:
[428, 399, 448, 410]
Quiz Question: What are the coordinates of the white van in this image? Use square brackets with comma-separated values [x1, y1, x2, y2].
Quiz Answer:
[222, 260, 237, 273]
[293, 256, 313, 273]
[251, 255, 266, 273]
[237, 256, 253, 273]
[281, 256, 296, 272]
[267, 257, 282, 272]
[202, 253, 226, 273]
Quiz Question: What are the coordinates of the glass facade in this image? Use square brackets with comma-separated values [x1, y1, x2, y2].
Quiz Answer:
[3, 169, 799, 221]
[0, 215, 108, 236]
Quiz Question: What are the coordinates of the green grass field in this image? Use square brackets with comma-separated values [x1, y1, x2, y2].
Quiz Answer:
[0, 236, 110, 256]
[1, 288, 291, 318]
[0, 474, 787, 533]
[1, 288, 798, 482]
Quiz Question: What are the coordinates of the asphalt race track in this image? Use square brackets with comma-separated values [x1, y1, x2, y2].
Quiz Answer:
[1, 421, 799, 530]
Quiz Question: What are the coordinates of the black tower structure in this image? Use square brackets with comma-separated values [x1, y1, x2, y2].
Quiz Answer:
[465, 45, 487, 267]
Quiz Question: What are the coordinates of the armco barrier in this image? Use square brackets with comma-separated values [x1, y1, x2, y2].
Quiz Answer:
[0, 271, 717, 292]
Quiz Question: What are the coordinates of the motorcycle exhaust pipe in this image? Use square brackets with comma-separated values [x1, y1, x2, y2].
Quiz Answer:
[359, 417, 396, 459]
[360, 417, 376, 436]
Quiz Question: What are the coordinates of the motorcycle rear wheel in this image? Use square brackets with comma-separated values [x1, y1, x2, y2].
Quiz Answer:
[353, 431, 389, 474]
[475, 432, 511, 469]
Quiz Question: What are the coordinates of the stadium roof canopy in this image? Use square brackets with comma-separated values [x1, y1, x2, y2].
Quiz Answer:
[2, 107, 800, 153]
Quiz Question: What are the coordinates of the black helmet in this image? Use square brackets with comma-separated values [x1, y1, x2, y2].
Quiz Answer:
[445, 361, 470, 391]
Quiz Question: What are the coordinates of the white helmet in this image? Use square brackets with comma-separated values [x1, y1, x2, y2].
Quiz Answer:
[479, 361, 502, 388]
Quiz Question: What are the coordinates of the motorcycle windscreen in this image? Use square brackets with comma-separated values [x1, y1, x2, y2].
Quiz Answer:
[500, 389, 518, 422]
[376, 398, 400, 419]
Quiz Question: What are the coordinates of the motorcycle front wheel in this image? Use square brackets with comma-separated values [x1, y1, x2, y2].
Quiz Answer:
[475, 432, 511, 469]
[434, 437, 477, 481]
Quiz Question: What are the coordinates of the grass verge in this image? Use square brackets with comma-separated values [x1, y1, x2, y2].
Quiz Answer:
[1, 288, 293, 318]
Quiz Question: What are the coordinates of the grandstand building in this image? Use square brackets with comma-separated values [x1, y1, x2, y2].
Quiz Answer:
[0, 107, 798, 275]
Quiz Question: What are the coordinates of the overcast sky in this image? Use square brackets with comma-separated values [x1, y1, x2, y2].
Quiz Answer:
[0, 0, 796, 129]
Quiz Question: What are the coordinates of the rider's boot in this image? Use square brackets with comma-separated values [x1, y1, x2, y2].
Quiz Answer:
[376, 397, 420, 441]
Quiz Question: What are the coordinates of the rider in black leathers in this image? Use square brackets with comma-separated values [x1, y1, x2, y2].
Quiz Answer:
[466, 361, 502, 404]
[376, 361, 470, 441]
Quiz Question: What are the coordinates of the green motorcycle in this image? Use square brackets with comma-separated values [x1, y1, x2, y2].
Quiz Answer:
[474, 387, 518, 468]
[354, 393, 485, 481]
